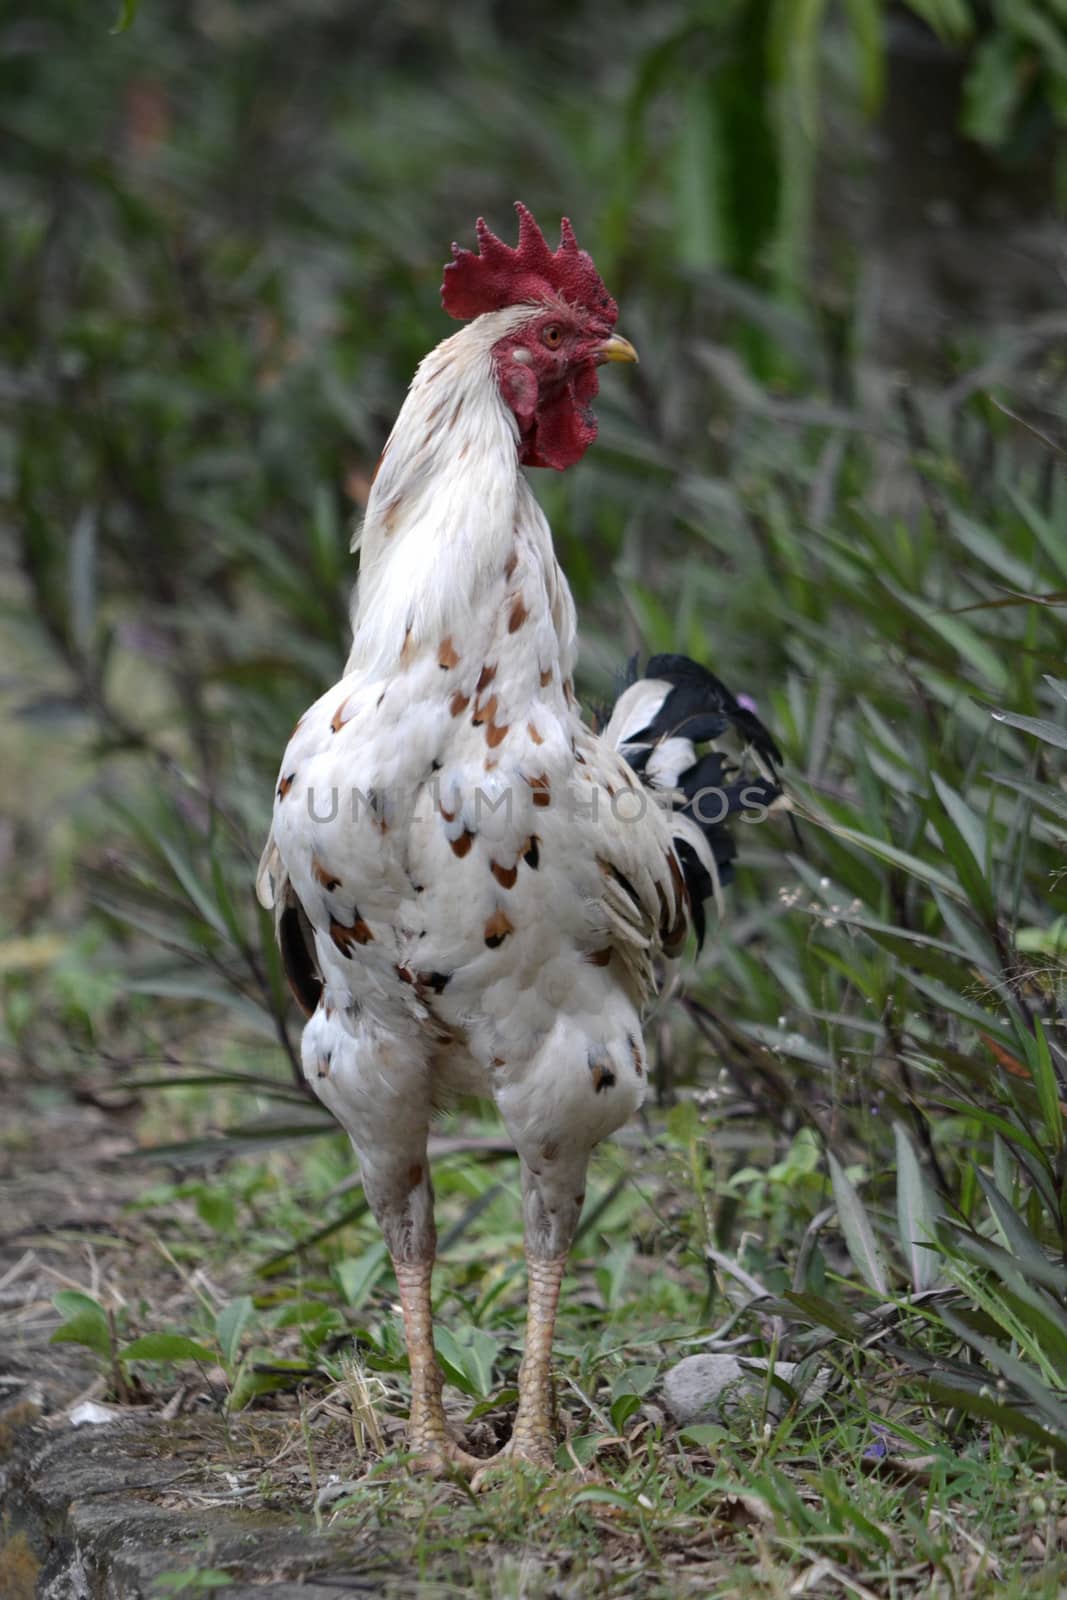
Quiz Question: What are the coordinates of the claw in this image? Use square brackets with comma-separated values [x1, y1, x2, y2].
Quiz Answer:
[409, 1438, 486, 1479]
[470, 1433, 556, 1492]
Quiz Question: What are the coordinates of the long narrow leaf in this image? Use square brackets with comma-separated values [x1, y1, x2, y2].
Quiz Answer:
[828, 1152, 889, 1296]
[940, 1308, 1067, 1439]
[894, 1124, 942, 1293]
[1029, 1017, 1064, 1153]
[991, 709, 1067, 752]
[976, 1172, 1066, 1285]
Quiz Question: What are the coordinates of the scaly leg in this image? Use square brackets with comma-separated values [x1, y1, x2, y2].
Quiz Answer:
[303, 1019, 484, 1475]
[476, 1020, 646, 1484]
[507, 1253, 566, 1467]
[502, 1152, 587, 1468]
[394, 1257, 482, 1475]
[472, 1154, 585, 1486]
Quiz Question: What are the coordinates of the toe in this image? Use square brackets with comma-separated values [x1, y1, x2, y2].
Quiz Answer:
[509, 1426, 557, 1471]
[470, 1436, 555, 1491]
[410, 1447, 483, 1478]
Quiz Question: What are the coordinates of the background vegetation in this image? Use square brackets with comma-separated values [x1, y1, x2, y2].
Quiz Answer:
[2, 0, 1066, 1594]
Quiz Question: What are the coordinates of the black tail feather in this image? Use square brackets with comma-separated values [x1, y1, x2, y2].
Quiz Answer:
[643, 653, 783, 770]
[614, 654, 783, 943]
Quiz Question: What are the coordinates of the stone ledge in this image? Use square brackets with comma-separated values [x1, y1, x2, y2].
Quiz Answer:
[0, 1337, 378, 1599]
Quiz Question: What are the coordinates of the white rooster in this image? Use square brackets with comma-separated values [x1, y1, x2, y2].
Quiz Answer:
[257, 205, 781, 1476]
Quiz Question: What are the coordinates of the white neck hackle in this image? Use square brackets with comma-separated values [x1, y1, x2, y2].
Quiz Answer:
[346, 306, 551, 678]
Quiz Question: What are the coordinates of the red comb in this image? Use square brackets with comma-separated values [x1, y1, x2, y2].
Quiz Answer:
[441, 202, 617, 328]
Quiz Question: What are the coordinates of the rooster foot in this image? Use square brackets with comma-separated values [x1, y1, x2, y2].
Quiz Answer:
[408, 1434, 485, 1479]
[470, 1432, 556, 1492]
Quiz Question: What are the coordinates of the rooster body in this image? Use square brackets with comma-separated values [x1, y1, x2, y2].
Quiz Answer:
[258, 211, 779, 1475]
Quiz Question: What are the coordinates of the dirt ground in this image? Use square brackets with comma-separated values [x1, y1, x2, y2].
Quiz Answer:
[0, 1086, 416, 1599]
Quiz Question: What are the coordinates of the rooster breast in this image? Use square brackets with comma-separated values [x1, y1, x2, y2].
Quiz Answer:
[268, 505, 672, 1111]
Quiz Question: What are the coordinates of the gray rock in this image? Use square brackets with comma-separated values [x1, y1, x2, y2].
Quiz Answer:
[662, 1354, 830, 1428]
[0, 1352, 384, 1599]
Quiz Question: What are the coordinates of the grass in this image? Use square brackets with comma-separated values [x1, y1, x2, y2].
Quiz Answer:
[3, 0, 1067, 1595]
[24, 1104, 1067, 1596]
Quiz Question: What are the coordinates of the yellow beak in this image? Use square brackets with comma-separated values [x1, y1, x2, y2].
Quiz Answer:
[596, 333, 639, 365]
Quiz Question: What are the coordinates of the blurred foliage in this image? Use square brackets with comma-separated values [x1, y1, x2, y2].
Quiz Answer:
[2, 0, 1067, 1493]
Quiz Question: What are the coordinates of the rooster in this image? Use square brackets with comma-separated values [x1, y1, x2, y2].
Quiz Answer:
[257, 204, 781, 1477]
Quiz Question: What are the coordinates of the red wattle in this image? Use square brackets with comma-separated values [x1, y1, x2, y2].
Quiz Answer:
[519, 362, 601, 471]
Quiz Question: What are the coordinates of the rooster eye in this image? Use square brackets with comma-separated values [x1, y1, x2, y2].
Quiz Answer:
[541, 324, 563, 349]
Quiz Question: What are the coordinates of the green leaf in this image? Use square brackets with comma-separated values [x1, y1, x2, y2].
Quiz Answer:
[906, 973, 1015, 1042]
[944, 1226, 1067, 1313]
[215, 1297, 254, 1369]
[903, 0, 974, 42]
[930, 774, 987, 873]
[996, 1283, 1067, 1384]
[922, 1379, 1064, 1454]
[570, 1486, 644, 1511]
[335, 1241, 388, 1310]
[256, 1196, 371, 1278]
[809, 820, 962, 899]
[208, 842, 245, 948]
[121, 1333, 217, 1364]
[110, 0, 140, 31]
[670, 79, 724, 271]
[611, 1364, 659, 1401]
[768, 0, 823, 299]
[1006, 488, 1067, 584]
[886, 583, 1010, 692]
[665, 1100, 701, 1145]
[228, 1348, 299, 1411]
[781, 1291, 862, 1340]
[1013, 4, 1067, 78]
[841, 0, 885, 115]
[940, 1309, 1067, 1438]
[564, 1432, 602, 1468]
[1008, 792, 1067, 848]
[1029, 1018, 1064, 1154]
[936, 1101, 1047, 1165]
[430, 1345, 475, 1398]
[434, 1325, 497, 1398]
[962, 33, 1026, 146]
[156, 839, 231, 939]
[50, 1291, 112, 1358]
[195, 1188, 236, 1234]
[310, 483, 344, 588]
[894, 1124, 942, 1293]
[976, 1172, 1064, 1285]
[929, 780, 995, 924]
[769, 0, 830, 138]
[828, 1152, 889, 1297]
[991, 709, 1067, 752]
[1017, 917, 1067, 955]
[680, 1423, 728, 1450]
[596, 1244, 634, 1310]
[948, 509, 1045, 591]
[610, 1392, 643, 1431]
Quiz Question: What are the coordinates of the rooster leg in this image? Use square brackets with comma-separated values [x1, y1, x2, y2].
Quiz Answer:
[374, 1179, 483, 1476]
[507, 1248, 568, 1468]
[480, 1021, 645, 1481]
[481, 1152, 588, 1476]
[393, 1256, 482, 1475]
[304, 1017, 482, 1475]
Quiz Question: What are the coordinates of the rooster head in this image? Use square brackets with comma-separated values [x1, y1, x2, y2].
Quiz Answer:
[442, 202, 637, 471]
